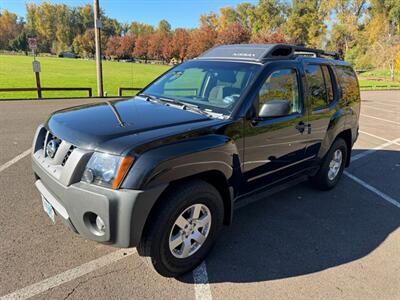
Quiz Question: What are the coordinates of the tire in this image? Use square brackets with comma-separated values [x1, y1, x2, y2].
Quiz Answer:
[309, 138, 348, 190]
[138, 179, 224, 277]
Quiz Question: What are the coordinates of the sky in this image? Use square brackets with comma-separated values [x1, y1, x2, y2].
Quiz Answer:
[0, 0, 259, 29]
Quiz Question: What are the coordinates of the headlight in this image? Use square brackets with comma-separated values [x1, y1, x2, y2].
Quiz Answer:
[81, 152, 134, 189]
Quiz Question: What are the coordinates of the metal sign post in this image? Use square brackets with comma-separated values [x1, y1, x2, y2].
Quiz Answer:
[28, 38, 42, 99]
[94, 0, 104, 97]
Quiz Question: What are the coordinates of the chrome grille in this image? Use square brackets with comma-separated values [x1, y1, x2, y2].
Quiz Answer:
[61, 145, 76, 166]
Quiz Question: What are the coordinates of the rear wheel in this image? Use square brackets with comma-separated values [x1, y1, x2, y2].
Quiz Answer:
[138, 179, 224, 277]
[309, 138, 348, 190]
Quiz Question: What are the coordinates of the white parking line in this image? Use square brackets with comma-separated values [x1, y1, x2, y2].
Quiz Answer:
[193, 262, 212, 300]
[0, 249, 136, 300]
[359, 131, 400, 145]
[344, 171, 400, 209]
[351, 137, 400, 162]
[361, 114, 400, 125]
[362, 105, 400, 113]
[0, 148, 31, 173]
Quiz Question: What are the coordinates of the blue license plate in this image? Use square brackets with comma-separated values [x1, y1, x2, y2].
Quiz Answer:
[41, 195, 55, 223]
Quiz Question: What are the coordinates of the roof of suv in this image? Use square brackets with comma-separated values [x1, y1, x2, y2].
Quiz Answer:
[196, 44, 344, 64]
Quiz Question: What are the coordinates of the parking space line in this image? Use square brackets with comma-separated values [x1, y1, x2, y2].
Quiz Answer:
[361, 114, 400, 125]
[362, 105, 400, 113]
[351, 137, 400, 162]
[0, 148, 31, 173]
[344, 171, 400, 209]
[193, 262, 212, 300]
[363, 101, 399, 107]
[359, 131, 400, 145]
[0, 249, 136, 300]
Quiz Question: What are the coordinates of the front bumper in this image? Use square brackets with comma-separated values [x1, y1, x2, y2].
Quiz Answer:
[31, 127, 166, 248]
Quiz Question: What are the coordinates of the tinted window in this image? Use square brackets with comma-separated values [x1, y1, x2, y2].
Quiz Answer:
[321, 65, 334, 103]
[144, 60, 260, 115]
[305, 64, 328, 109]
[258, 69, 301, 114]
[335, 65, 360, 104]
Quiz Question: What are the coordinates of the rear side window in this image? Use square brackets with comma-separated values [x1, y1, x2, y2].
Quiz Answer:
[305, 64, 330, 110]
[335, 66, 360, 103]
[321, 65, 334, 103]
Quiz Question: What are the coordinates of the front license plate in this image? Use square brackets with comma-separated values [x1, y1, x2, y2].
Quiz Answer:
[41, 195, 55, 223]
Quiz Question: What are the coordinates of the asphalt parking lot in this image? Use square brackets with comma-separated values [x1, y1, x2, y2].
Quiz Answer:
[0, 91, 399, 300]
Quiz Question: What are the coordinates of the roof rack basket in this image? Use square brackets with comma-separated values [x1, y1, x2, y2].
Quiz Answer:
[292, 46, 340, 60]
[197, 44, 341, 62]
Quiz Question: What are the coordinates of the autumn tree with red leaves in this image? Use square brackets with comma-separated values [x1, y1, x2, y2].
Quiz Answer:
[133, 34, 149, 62]
[171, 28, 190, 62]
[216, 22, 250, 45]
[187, 26, 217, 59]
[105, 35, 121, 58]
[117, 33, 135, 58]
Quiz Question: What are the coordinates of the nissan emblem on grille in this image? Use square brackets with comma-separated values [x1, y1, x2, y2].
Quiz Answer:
[46, 139, 59, 158]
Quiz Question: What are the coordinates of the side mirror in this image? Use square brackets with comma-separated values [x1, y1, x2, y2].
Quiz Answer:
[258, 100, 291, 118]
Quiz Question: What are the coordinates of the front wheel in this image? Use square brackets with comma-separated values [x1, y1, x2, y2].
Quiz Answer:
[138, 180, 224, 277]
[309, 138, 348, 190]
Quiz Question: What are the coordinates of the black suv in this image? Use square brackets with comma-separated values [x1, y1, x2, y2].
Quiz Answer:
[32, 44, 360, 277]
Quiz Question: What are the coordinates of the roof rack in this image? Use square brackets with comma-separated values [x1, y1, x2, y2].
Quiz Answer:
[292, 45, 340, 60]
[197, 44, 340, 62]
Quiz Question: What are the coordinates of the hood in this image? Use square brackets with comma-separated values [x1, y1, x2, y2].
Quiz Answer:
[46, 97, 220, 154]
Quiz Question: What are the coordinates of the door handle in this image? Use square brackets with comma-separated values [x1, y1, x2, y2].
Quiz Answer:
[296, 122, 306, 133]
[296, 122, 311, 134]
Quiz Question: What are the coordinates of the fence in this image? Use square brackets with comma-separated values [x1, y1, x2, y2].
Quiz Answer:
[0, 87, 92, 99]
[360, 85, 400, 90]
[118, 87, 142, 97]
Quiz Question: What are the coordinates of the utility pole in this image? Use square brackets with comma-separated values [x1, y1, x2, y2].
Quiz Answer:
[94, 0, 104, 97]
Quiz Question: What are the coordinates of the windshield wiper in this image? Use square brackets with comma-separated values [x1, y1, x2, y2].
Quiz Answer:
[137, 93, 162, 104]
[138, 93, 211, 117]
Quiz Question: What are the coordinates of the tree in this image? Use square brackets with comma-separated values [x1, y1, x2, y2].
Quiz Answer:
[236, 3, 257, 31]
[171, 28, 191, 62]
[158, 19, 171, 33]
[9, 30, 29, 54]
[148, 32, 170, 61]
[199, 13, 219, 31]
[118, 33, 135, 58]
[0, 10, 22, 50]
[187, 26, 217, 58]
[285, 0, 330, 47]
[252, 0, 287, 34]
[217, 22, 250, 44]
[329, 0, 367, 54]
[218, 7, 239, 30]
[105, 35, 121, 58]
[102, 16, 123, 37]
[133, 35, 150, 62]
[130, 21, 154, 36]
[250, 30, 287, 43]
[371, 34, 400, 80]
[73, 29, 96, 57]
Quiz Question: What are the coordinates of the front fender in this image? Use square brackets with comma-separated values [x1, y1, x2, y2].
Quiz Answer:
[121, 134, 241, 190]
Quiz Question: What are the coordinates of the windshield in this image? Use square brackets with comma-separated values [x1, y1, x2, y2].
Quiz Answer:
[142, 60, 261, 115]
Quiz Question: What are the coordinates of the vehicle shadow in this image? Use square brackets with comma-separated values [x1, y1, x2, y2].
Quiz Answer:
[180, 149, 400, 283]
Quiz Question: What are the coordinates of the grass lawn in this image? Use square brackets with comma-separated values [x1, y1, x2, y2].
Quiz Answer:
[0, 54, 170, 99]
[1, 54, 399, 99]
[358, 69, 400, 90]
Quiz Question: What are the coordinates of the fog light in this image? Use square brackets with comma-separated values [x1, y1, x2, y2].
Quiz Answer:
[96, 215, 105, 232]
[82, 168, 94, 183]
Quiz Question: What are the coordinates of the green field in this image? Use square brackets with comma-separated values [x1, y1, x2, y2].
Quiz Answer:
[1, 54, 399, 99]
[358, 69, 400, 90]
[0, 54, 170, 99]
